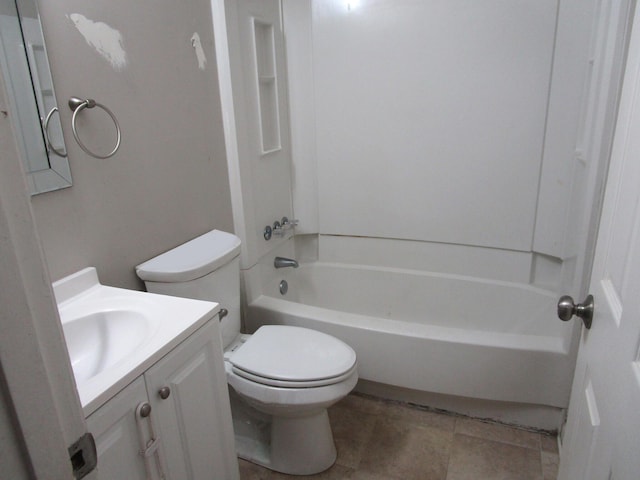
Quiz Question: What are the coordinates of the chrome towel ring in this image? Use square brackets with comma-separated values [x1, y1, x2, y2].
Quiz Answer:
[68, 97, 121, 159]
[43, 107, 67, 157]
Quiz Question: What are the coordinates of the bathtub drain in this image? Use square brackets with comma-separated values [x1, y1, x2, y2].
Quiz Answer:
[279, 280, 288, 295]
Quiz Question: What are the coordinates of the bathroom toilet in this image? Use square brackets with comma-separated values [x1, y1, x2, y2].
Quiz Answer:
[135, 230, 358, 475]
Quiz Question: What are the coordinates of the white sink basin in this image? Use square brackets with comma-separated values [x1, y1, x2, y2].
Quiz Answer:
[63, 310, 152, 383]
[54, 267, 219, 415]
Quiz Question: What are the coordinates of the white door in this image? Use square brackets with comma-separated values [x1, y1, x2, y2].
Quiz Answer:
[558, 6, 640, 479]
[0, 62, 90, 478]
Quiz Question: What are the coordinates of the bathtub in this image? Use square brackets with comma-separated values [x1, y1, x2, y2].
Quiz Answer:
[244, 259, 575, 428]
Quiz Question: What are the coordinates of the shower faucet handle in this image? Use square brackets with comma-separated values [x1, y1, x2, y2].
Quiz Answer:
[272, 217, 299, 237]
[267, 217, 298, 239]
[281, 217, 299, 229]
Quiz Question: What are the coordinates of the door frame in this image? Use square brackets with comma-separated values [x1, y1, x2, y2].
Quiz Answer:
[571, 0, 637, 301]
[559, 2, 640, 475]
[541, 0, 638, 445]
[0, 65, 90, 478]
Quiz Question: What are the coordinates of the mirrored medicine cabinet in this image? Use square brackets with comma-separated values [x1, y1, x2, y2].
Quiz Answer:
[0, 0, 71, 194]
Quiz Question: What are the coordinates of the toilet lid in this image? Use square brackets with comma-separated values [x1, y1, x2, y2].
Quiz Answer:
[135, 230, 241, 282]
[229, 325, 357, 385]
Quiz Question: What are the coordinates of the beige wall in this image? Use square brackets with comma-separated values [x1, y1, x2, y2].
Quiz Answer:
[32, 0, 233, 289]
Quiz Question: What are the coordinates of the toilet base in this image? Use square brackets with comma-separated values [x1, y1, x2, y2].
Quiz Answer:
[269, 410, 337, 475]
[229, 388, 337, 475]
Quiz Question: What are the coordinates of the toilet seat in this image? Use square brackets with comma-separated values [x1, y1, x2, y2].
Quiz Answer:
[231, 363, 358, 388]
[228, 325, 357, 388]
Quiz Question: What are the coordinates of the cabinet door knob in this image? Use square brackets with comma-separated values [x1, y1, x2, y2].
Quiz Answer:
[138, 402, 152, 418]
[158, 386, 171, 400]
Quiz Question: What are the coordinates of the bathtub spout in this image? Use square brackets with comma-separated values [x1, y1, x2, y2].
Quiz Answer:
[274, 257, 299, 269]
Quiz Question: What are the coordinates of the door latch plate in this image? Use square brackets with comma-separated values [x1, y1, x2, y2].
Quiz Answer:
[68, 432, 97, 479]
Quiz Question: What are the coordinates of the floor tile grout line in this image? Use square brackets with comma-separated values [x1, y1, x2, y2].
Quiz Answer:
[442, 419, 457, 480]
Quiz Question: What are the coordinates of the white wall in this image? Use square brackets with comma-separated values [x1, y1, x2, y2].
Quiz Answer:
[313, 0, 556, 251]
[285, 0, 599, 286]
[217, 0, 295, 270]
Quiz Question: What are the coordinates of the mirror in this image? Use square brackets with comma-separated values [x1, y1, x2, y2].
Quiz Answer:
[0, 0, 71, 194]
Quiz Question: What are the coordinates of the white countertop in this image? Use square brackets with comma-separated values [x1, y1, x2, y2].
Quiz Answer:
[53, 267, 218, 416]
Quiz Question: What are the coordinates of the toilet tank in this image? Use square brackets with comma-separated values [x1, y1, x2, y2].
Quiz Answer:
[135, 230, 242, 348]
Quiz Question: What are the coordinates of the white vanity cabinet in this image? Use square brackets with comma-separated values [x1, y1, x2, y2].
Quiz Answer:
[86, 321, 239, 480]
[86, 377, 149, 479]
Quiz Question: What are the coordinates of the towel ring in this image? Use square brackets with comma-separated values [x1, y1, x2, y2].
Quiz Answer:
[43, 107, 67, 157]
[68, 97, 121, 159]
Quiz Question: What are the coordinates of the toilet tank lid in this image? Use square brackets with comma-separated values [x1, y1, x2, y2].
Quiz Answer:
[135, 230, 241, 283]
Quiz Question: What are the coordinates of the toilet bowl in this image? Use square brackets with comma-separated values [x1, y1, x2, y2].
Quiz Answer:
[225, 325, 357, 474]
[135, 230, 358, 475]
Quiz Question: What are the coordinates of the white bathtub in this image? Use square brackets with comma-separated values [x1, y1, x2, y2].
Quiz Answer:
[244, 260, 574, 427]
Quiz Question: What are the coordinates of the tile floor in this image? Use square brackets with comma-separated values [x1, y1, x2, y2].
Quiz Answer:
[238, 394, 559, 480]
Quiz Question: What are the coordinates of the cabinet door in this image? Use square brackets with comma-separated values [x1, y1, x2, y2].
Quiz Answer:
[145, 322, 239, 480]
[86, 377, 149, 480]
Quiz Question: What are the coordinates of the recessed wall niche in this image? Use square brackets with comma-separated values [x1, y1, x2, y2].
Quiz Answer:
[253, 19, 281, 155]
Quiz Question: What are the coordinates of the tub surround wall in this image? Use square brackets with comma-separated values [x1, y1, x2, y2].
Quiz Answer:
[312, 0, 554, 250]
[318, 235, 542, 286]
[282, 0, 319, 236]
[31, 0, 233, 289]
[225, 0, 592, 301]
[215, 0, 295, 271]
[227, 0, 620, 430]
[284, 0, 599, 292]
